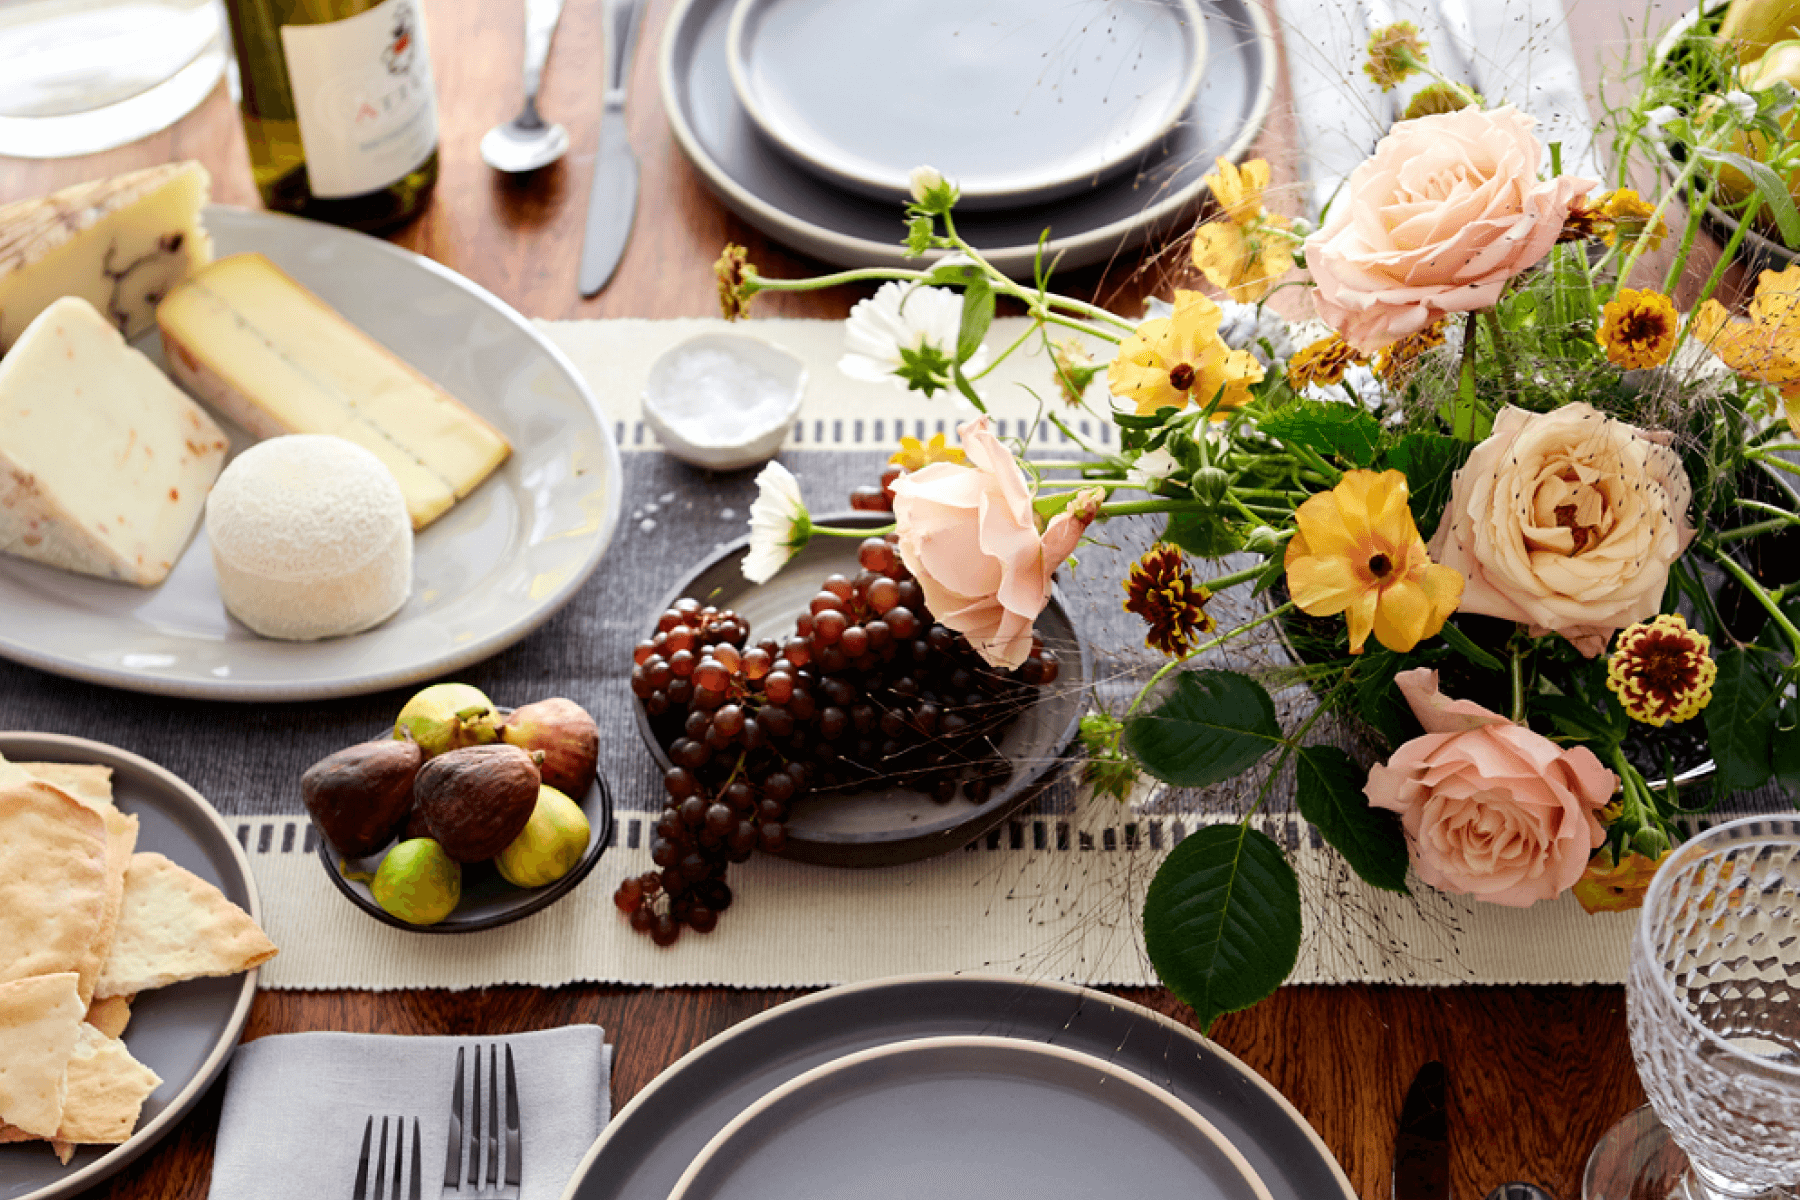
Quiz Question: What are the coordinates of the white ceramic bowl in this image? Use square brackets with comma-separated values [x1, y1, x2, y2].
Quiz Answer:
[641, 332, 806, 471]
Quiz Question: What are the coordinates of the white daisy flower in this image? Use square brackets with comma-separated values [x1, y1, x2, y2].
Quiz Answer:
[742, 461, 811, 583]
[1126, 446, 1181, 491]
[839, 280, 990, 396]
[909, 165, 945, 201]
[1724, 90, 1757, 123]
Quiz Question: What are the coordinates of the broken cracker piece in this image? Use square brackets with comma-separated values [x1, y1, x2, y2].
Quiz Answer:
[0, 973, 84, 1138]
[97, 852, 275, 997]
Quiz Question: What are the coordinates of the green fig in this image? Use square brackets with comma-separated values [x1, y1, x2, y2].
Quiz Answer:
[394, 682, 499, 758]
[499, 698, 599, 796]
[496, 786, 591, 887]
[370, 839, 461, 925]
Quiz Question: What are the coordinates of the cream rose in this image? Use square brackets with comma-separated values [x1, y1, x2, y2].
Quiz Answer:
[891, 418, 1099, 671]
[1429, 402, 1694, 657]
[1366, 669, 1616, 907]
[1305, 106, 1594, 353]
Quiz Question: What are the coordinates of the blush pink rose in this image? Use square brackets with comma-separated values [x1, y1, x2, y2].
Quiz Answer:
[1305, 106, 1594, 353]
[891, 418, 1098, 671]
[1365, 669, 1616, 907]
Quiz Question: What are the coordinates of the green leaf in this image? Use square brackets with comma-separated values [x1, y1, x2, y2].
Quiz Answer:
[1533, 694, 1620, 746]
[1351, 644, 1420, 749]
[1113, 410, 1175, 431]
[1162, 510, 1244, 558]
[1704, 647, 1779, 792]
[1293, 745, 1411, 893]
[1772, 696, 1800, 803]
[1258, 400, 1385, 468]
[1437, 620, 1503, 673]
[1143, 824, 1302, 1033]
[1123, 670, 1282, 787]
[956, 275, 995, 366]
[1378, 432, 1470, 539]
[1696, 147, 1800, 245]
[904, 217, 935, 257]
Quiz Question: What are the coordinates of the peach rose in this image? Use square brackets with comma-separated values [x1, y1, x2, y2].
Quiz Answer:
[1305, 106, 1594, 353]
[891, 418, 1099, 670]
[1428, 403, 1694, 657]
[1366, 669, 1616, 907]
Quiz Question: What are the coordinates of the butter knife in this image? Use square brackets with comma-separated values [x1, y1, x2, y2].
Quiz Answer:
[1392, 1060, 1450, 1200]
[578, 0, 647, 296]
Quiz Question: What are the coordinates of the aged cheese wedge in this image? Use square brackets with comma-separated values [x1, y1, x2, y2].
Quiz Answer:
[96, 852, 276, 997]
[0, 973, 84, 1139]
[0, 296, 229, 586]
[0, 161, 211, 351]
[157, 253, 511, 530]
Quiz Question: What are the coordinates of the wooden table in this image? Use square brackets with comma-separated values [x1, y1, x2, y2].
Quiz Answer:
[0, 0, 1674, 1196]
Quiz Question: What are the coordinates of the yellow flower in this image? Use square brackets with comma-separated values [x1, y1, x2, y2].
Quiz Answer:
[1606, 613, 1717, 726]
[1573, 846, 1669, 915]
[1287, 333, 1368, 390]
[1364, 22, 1429, 91]
[1693, 264, 1800, 434]
[714, 244, 757, 320]
[889, 431, 966, 471]
[1107, 290, 1266, 417]
[1373, 319, 1449, 387]
[1599, 189, 1668, 251]
[1597, 289, 1680, 369]
[1191, 159, 1295, 303]
[1283, 469, 1465, 654]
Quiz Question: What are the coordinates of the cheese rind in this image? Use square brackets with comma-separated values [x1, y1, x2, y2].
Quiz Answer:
[0, 162, 212, 351]
[157, 253, 511, 530]
[0, 297, 227, 586]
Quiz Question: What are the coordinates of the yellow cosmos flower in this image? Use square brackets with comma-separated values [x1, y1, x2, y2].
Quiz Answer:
[1287, 333, 1368, 390]
[1204, 157, 1272, 226]
[1191, 158, 1296, 303]
[1693, 264, 1800, 434]
[1107, 290, 1266, 417]
[889, 431, 966, 471]
[1283, 470, 1465, 654]
[1573, 846, 1669, 915]
[1597, 289, 1679, 369]
[1605, 613, 1716, 726]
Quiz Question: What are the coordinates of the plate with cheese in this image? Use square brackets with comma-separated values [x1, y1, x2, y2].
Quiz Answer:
[0, 165, 622, 700]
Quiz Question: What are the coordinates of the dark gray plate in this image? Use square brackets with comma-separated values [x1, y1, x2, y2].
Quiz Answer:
[631, 512, 1092, 867]
[669, 1036, 1273, 1200]
[558, 974, 1355, 1200]
[659, 0, 1276, 274]
[0, 731, 261, 1200]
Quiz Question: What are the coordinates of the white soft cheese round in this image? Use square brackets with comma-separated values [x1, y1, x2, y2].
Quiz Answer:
[206, 435, 413, 641]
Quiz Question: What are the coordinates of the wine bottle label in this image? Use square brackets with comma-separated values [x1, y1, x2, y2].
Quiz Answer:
[279, 0, 438, 200]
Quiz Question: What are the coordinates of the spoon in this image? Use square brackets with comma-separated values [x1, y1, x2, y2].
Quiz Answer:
[480, 0, 571, 174]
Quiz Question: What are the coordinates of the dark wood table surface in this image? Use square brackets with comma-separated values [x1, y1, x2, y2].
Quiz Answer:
[0, 0, 1671, 1196]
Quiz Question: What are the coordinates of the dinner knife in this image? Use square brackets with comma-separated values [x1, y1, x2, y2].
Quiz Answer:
[1392, 1060, 1450, 1200]
[578, 0, 648, 296]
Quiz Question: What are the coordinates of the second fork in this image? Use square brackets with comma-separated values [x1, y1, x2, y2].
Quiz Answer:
[444, 1044, 522, 1198]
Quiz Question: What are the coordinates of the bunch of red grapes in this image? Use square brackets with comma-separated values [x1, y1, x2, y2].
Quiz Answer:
[619, 526, 1061, 945]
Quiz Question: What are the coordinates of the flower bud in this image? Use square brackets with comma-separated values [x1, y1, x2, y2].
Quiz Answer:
[1244, 525, 1284, 556]
[908, 165, 945, 202]
[1191, 465, 1231, 505]
[1632, 826, 1672, 861]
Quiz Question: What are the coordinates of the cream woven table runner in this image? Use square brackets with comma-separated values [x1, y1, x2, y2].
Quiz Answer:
[232, 316, 1667, 992]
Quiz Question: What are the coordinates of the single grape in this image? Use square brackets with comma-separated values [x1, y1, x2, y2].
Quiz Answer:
[667, 678, 695, 707]
[665, 626, 697, 654]
[782, 637, 812, 667]
[664, 766, 698, 798]
[657, 608, 684, 633]
[694, 658, 730, 692]
[840, 625, 870, 657]
[678, 795, 708, 827]
[612, 878, 642, 912]
[651, 913, 680, 946]
[629, 906, 655, 932]
[759, 705, 795, 738]
[668, 649, 697, 679]
[742, 647, 773, 680]
[714, 705, 746, 736]
[849, 484, 889, 511]
[809, 591, 843, 616]
[867, 576, 900, 613]
[687, 905, 718, 933]
[859, 537, 897, 574]
[651, 838, 680, 868]
[705, 803, 735, 837]
[758, 822, 788, 853]
[764, 671, 795, 704]
[633, 640, 658, 665]
[629, 665, 655, 699]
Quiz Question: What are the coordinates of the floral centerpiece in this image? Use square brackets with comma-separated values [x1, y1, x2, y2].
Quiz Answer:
[712, 26, 1800, 1029]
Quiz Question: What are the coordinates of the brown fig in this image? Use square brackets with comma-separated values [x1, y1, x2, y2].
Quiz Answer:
[500, 698, 600, 796]
[413, 743, 541, 863]
[302, 737, 425, 857]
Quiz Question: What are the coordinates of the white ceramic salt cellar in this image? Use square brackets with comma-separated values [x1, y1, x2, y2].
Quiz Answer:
[642, 333, 806, 470]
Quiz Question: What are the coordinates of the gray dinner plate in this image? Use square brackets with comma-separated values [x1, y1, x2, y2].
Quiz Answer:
[661, 0, 1276, 274]
[559, 974, 1356, 1200]
[631, 512, 1092, 867]
[0, 206, 623, 702]
[724, 0, 1207, 210]
[0, 731, 261, 1200]
[668, 1036, 1274, 1200]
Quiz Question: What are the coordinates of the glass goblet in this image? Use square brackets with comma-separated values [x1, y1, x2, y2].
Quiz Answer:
[1586, 815, 1800, 1200]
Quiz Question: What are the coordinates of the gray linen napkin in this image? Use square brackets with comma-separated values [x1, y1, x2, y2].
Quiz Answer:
[210, 1027, 611, 1200]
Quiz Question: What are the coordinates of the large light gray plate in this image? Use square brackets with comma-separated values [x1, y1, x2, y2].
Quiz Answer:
[0, 731, 261, 1200]
[560, 974, 1356, 1200]
[662, 0, 1276, 274]
[0, 206, 623, 701]
[725, 0, 1207, 210]
[669, 1036, 1273, 1200]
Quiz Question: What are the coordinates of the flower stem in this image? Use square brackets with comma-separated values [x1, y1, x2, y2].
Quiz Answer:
[1510, 647, 1527, 725]
[1122, 603, 1295, 719]
[1617, 126, 1731, 295]
[1703, 542, 1800, 654]
[1198, 558, 1283, 592]
[812, 523, 894, 538]
[1715, 515, 1800, 543]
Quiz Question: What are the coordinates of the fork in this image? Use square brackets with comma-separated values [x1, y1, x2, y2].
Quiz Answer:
[444, 1044, 522, 1198]
[352, 1115, 423, 1200]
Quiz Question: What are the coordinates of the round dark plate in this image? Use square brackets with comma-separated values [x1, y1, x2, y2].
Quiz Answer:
[558, 974, 1355, 1200]
[631, 512, 1092, 868]
[314, 730, 614, 934]
[0, 732, 261, 1200]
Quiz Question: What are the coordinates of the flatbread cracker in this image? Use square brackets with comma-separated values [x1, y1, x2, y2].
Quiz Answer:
[54, 1024, 161, 1147]
[96, 853, 276, 997]
[0, 753, 27, 788]
[0, 783, 110, 989]
[79, 811, 140, 1008]
[0, 973, 84, 1138]
[83, 995, 132, 1041]
[17, 764, 116, 816]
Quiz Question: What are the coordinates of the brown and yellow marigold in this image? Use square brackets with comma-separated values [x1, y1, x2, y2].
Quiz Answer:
[1373, 319, 1449, 388]
[1605, 613, 1717, 726]
[1287, 333, 1368, 391]
[714, 244, 757, 320]
[1597, 289, 1679, 370]
[1123, 543, 1215, 658]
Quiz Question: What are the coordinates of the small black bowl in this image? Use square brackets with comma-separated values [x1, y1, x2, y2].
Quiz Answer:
[315, 731, 614, 934]
[631, 511, 1092, 867]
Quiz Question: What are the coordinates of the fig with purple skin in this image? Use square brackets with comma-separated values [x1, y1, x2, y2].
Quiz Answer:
[414, 743, 542, 863]
[303, 736, 424, 857]
[499, 698, 599, 795]
[394, 682, 500, 758]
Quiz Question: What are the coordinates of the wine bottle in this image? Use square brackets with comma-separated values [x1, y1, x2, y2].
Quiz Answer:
[221, 0, 440, 232]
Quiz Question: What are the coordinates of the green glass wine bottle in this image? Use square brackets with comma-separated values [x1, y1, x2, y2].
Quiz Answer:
[221, 0, 440, 231]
